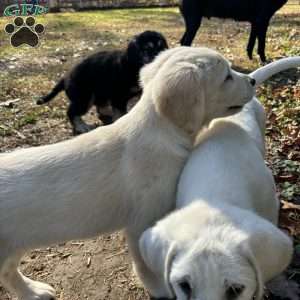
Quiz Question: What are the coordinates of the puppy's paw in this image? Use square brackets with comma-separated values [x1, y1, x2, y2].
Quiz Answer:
[99, 115, 113, 125]
[22, 277, 56, 300]
[73, 120, 98, 135]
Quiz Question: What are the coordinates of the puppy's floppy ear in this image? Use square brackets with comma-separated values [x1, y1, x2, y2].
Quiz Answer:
[139, 227, 177, 298]
[127, 37, 141, 65]
[140, 47, 187, 88]
[152, 59, 206, 136]
[240, 220, 293, 300]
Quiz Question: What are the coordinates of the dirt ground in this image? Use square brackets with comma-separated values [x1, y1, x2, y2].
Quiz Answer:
[0, 4, 300, 300]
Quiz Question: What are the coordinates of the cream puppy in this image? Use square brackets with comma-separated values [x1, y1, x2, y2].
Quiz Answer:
[0, 47, 255, 300]
[140, 57, 300, 300]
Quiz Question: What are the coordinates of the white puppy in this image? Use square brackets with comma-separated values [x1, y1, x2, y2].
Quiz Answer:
[0, 47, 255, 300]
[140, 57, 300, 300]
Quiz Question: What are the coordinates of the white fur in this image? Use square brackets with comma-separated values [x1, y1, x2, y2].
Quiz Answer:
[0, 47, 255, 300]
[140, 57, 300, 300]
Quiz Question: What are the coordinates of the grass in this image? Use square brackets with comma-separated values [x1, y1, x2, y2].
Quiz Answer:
[0, 8, 181, 58]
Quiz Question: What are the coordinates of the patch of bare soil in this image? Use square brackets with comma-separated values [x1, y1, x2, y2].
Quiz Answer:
[0, 234, 147, 300]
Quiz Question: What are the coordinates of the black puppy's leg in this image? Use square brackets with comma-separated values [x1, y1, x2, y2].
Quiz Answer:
[94, 91, 113, 125]
[180, 0, 202, 46]
[111, 98, 128, 122]
[65, 87, 96, 135]
[96, 105, 113, 125]
[67, 101, 95, 135]
[112, 108, 126, 122]
[247, 23, 257, 60]
[257, 21, 269, 63]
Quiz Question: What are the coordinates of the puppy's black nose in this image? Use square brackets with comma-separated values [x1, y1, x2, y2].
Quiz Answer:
[249, 78, 256, 86]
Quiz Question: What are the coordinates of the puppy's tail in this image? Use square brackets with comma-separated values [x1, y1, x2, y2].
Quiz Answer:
[37, 79, 65, 105]
[250, 57, 300, 85]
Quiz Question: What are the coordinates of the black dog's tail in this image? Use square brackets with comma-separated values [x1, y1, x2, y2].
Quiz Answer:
[37, 79, 64, 105]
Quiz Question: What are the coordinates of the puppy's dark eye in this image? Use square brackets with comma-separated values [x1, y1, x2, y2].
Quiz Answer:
[179, 281, 192, 297]
[225, 74, 233, 81]
[226, 284, 245, 299]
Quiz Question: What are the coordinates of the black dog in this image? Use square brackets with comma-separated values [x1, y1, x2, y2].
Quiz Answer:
[179, 0, 287, 62]
[37, 31, 168, 134]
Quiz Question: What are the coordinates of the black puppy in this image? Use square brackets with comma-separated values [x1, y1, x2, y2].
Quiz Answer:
[37, 31, 168, 134]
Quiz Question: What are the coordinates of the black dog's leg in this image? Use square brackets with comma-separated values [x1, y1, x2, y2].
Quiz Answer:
[65, 86, 96, 135]
[247, 23, 257, 60]
[94, 91, 113, 125]
[67, 102, 95, 135]
[257, 21, 269, 63]
[96, 105, 113, 125]
[180, 0, 202, 46]
[111, 98, 128, 122]
[66, 93, 96, 135]
[180, 16, 202, 46]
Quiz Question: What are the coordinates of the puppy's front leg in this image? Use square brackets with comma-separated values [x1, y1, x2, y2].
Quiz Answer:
[0, 252, 56, 300]
[125, 230, 170, 299]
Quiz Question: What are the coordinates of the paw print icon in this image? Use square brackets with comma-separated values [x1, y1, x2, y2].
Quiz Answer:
[4, 16, 45, 48]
